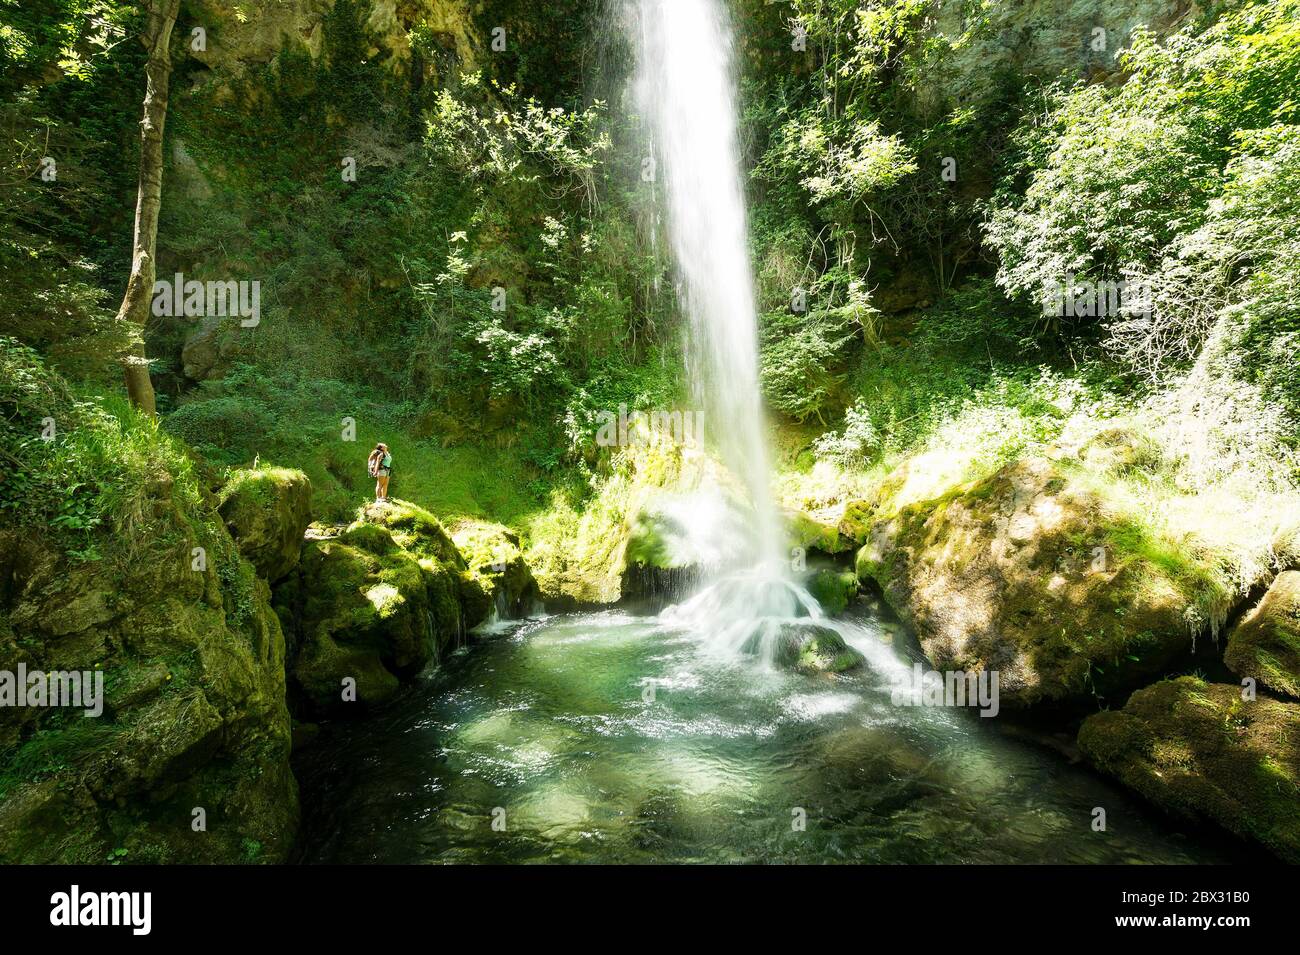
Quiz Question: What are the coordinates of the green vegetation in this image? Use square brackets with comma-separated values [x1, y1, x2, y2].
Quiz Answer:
[3, 0, 1300, 865]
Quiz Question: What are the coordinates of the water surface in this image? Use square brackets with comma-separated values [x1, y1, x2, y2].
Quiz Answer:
[297, 610, 1238, 864]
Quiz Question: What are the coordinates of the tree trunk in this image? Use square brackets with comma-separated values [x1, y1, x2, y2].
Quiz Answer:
[117, 0, 181, 417]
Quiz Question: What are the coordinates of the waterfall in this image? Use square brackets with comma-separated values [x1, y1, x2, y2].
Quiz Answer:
[631, 0, 782, 568]
[630, 0, 832, 659]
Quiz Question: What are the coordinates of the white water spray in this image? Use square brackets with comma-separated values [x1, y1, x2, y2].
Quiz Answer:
[630, 0, 852, 660]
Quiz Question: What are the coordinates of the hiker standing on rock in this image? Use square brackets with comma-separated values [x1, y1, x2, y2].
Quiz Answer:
[367, 442, 392, 503]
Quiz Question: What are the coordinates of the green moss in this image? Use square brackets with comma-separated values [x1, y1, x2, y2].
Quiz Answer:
[1079, 677, 1300, 862]
[836, 499, 876, 547]
[1225, 571, 1300, 699]
[340, 521, 399, 555]
[786, 511, 845, 555]
[806, 568, 858, 616]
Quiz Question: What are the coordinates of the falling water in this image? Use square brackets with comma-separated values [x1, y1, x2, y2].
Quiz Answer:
[630, 0, 837, 659]
[632, 0, 781, 566]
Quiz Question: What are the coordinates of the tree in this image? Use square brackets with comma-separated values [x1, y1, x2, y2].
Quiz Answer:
[117, 0, 180, 416]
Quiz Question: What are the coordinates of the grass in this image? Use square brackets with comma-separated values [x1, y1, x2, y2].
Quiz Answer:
[1, 339, 212, 564]
[165, 365, 550, 527]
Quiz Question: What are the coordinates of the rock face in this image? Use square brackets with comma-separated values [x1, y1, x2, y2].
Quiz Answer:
[180, 316, 232, 382]
[218, 467, 312, 583]
[1079, 677, 1300, 863]
[451, 521, 540, 621]
[1225, 571, 1300, 700]
[187, 0, 479, 83]
[0, 511, 297, 863]
[273, 500, 480, 718]
[917, 0, 1192, 114]
[856, 455, 1205, 710]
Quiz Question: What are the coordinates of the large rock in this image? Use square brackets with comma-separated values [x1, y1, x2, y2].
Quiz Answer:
[1225, 571, 1300, 700]
[763, 623, 864, 674]
[528, 434, 723, 606]
[1079, 677, 1300, 863]
[856, 455, 1209, 710]
[451, 521, 540, 622]
[273, 500, 473, 718]
[218, 467, 312, 582]
[619, 502, 711, 601]
[0, 508, 297, 863]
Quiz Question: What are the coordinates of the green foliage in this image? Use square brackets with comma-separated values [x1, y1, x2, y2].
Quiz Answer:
[759, 307, 857, 423]
[0, 339, 207, 561]
[0, 0, 142, 379]
[986, 1, 1300, 356]
[757, 106, 916, 209]
[811, 398, 879, 468]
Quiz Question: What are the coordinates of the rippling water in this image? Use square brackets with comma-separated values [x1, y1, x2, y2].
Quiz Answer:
[296, 611, 1240, 864]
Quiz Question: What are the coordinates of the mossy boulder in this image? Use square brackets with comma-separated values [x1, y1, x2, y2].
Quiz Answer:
[786, 510, 848, 556]
[360, 499, 465, 568]
[855, 456, 1210, 710]
[273, 499, 471, 718]
[217, 466, 312, 582]
[620, 503, 710, 600]
[1225, 570, 1300, 699]
[0, 513, 297, 864]
[451, 521, 540, 622]
[1078, 676, 1300, 863]
[805, 568, 859, 616]
[625, 507, 695, 570]
[836, 499, 877, 550]
[769, 623, 865, 674]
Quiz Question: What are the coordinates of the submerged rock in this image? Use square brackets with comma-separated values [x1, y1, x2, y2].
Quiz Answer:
[855, 454, 1215, 710]
[1225, 570, 1300, 700]
[1078, 676, 1300, 863]
[769, 623, 864, 674]
[218, 466, 312, 582]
